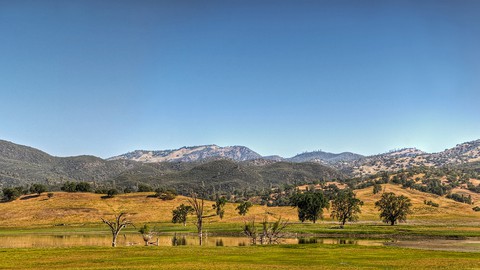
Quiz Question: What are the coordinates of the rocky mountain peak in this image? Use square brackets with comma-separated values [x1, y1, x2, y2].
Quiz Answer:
[108, 145, 262, 163]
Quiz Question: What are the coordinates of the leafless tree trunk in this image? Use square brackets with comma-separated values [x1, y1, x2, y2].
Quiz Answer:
[242, 219, 258, 245]
[263, 216, 289, 244]
[142, 234, 152, 246]
[187, 193, 205, 245]
[101, 212, 134, 247]
[243, 217, 289, 245]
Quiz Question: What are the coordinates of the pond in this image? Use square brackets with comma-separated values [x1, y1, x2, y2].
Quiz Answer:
[0, 233, 385, 248]
[0, 234, 478, 252]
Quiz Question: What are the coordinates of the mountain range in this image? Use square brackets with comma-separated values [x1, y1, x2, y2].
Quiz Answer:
[1, 139, 480, 191]
[110, 140, 480, 177]
[109, 145, 365, 164]
[109, 145, 262, 163]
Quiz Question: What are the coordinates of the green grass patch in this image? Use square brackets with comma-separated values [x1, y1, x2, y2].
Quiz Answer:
[0, 244, 478, 270]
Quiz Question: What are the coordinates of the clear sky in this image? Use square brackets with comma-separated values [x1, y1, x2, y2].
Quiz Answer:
[1, 0, 479, 158]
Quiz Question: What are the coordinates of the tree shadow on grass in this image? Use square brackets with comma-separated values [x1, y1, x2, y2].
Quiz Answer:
[20, 194, 40, 200]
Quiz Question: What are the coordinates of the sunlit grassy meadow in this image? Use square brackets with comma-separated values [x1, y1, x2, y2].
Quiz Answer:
[1, 244, 479, 270]
[0, 184, 479, 269]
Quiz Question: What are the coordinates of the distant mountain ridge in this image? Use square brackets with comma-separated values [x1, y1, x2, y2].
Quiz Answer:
[338, 140, 480, 177]
[288, 151, 364, 163]
[1, 138, 480, 190]
[110, 140, 480, 174]
[110, 146, 365, 164]
[109, 145, 262, 163]
[0, 140, 343, 193]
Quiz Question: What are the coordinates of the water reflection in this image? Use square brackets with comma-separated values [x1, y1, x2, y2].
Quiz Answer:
[0, 234, 475, 251]
[0, 234, 387, 248]
[171, 234, 187, 246]
[337, 239, 357, 245]
[298, 238, 320, 244]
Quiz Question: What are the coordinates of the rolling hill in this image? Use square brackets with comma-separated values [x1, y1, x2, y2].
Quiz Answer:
[0, 183, 478, 228]
[112, 159, 344, 194]
[1, 139, 480, 193]
[0, 140, 344, 193]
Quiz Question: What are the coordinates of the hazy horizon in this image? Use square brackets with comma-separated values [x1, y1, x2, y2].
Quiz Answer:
[1, 0, 479, 158]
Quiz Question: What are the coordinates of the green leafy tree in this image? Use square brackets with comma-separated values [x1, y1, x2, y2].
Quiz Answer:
[330, 190, 363, 228]
[172, 204, 194, 226]
[2, 187, 21, 202]
[375, 192, 412, 225]
[138, 184, 153, 192]
[107, 188, 119, 198]
[236, 201, 253, 216]
[212, 195, 228, 219]
[61, 182, 92, 193]
[61, 182, 77, 192]
[373, 183, 382, 194]
[30, 184, 47, 195]
[75, 182, 92, 192]
[290, 191, 329, 223]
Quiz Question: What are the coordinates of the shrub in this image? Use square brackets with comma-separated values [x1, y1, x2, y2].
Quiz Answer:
[472, 206, 480, 212]
[423, 200, 439, 207]
[447, 193, 473, 204]
[155, 187, 177, 200]
[75, 182, 92, 192]
[2, 187, 21, 202]
[138, 184, 153, 192]
[61, 182, 77, 192]
[107, 188, 119, 198]
[123, 187, 134, 193]
[30, 183, 47, 195]
[61, 181, 92, 193]
[95, 188, 109, 194]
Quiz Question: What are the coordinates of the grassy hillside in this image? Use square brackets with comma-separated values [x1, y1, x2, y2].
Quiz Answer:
[355, 184, 480, 223]
[0, 192, 297, 228]
[0, 184, 478, 229]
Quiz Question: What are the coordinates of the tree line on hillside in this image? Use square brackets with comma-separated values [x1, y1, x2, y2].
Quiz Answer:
[344, 165, 479, 206]
[1, 182, 178, 202]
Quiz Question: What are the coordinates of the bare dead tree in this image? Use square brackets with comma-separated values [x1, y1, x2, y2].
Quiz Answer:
[101, 212, 134, 247]
[187, 192, 205, 245]
[242, 219, 258, 245]
[243, 216, 289, 245]
[260, 216, 289, 244]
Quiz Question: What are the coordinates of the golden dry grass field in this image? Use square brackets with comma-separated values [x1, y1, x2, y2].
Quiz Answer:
[0, 184, 478, 229]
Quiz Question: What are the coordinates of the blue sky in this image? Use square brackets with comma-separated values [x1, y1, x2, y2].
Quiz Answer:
[1, 0, 479, 158]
